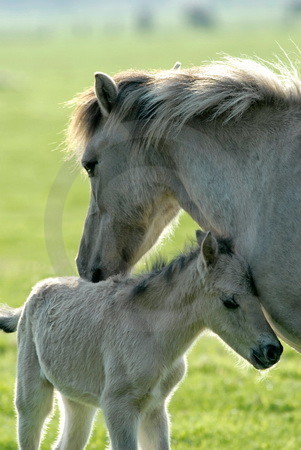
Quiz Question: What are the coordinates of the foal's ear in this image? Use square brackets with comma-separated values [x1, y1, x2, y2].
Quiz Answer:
[172, 61, 181, 70]
[195, 229, 207, 246]
[200, 231, 218, 268]
[94, 72, 118, 117]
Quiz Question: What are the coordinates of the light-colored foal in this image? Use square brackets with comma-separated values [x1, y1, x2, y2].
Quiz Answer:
[0, 231, 282, 449]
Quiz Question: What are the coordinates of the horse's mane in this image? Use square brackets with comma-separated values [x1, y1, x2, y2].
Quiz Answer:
[66, 56, 301, 158]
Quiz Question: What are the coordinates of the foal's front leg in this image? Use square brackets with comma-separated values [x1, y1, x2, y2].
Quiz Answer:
[101, 394, 139, 450]
[138, 403, 170, 450]
[54, 395, 97, 450]
[138, 358, 185, 449]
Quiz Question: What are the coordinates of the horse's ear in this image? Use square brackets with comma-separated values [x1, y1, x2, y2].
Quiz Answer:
[172, 61, 181, 70]
[200, 231, 218, 268]
[94, 72, 118, 117]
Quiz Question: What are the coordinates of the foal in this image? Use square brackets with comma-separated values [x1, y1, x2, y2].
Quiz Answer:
[0, 231, 282, 450]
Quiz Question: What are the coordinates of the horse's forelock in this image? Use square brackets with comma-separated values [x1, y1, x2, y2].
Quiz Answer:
[65, 71, 155, 160]
[66, 87, 102, 161]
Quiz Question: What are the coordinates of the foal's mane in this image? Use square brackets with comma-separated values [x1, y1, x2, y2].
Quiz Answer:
[66, 57, 301, 158]
[131, 236, 233, 298]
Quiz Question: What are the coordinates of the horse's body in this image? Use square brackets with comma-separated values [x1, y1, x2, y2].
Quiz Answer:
[0, 232, 282, 449]
[69, 58, 301, 351]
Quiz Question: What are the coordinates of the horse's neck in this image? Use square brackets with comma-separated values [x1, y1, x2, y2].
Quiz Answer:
[146, 262, 205, 361]
[172, 119, 286, 237]
[167, 112, 301, 349]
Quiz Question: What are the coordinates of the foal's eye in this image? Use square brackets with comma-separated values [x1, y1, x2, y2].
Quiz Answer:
[222, 295, 239, 309]
[82, 161, 98, 177]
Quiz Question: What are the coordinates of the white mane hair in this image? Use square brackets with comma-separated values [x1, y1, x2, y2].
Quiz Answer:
[67, 56, 301, 157]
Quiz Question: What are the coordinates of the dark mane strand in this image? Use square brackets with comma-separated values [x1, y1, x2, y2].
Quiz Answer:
[247, 265, 259, 297]
[131, 246, 199, 298]
[131, 278, 149, 297]
[216, 236, 234, 255]
[150, 257, 168, 273]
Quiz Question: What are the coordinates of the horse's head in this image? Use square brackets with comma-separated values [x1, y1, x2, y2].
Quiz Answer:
[74, 72, 180, 281]
[196, 231, 283, 369]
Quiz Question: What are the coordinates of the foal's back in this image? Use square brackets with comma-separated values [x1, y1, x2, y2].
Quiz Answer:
[22, 276, 132, 404]
[22, 274, 164, 403]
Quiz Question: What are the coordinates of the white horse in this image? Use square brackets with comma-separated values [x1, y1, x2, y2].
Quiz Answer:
[0, 231, 282, 449]
[69, 57, 301, 353]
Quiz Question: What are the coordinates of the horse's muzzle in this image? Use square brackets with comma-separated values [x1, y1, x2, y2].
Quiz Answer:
[90, 267, 105, 283]
[251, 343, 283, 369]
[76, 256, 105, 282]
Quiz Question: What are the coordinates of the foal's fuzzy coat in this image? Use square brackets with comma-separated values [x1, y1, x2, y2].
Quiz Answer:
[0, 232, 282, 449]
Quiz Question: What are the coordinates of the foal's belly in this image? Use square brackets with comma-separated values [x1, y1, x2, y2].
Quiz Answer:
[40, 362, 104, 407]
[36, 341, 105, 407]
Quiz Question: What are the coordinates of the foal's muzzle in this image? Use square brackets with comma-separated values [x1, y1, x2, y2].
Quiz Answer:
[251, 343, 283, 369]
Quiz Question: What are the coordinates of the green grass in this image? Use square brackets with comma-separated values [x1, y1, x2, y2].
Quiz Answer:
[1, 26, 301, 449]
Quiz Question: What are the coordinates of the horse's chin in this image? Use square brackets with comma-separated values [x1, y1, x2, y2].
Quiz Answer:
[89, 265, 130, 283]
[77, 266, 105, 283]
[91, 268, 105, 283]
[77, 258, 130, 283]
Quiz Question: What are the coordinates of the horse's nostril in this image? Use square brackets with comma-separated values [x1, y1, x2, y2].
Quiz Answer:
[264, 344, 283, 362]
[91, 268, 104, 283]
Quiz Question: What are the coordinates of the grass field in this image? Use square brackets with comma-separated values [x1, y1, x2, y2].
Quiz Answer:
[1, 26, 301, 449]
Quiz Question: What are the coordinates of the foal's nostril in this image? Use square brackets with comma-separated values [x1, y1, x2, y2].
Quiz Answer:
[91, 268, 104, 283]
[251, 342, 283, 369]
[264, 343, 283, 363]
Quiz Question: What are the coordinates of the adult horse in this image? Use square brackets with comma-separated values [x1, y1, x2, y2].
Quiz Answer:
[67, 57, 301, 351]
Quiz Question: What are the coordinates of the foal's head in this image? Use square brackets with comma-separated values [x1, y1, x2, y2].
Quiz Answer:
[196, 231, 282, 369]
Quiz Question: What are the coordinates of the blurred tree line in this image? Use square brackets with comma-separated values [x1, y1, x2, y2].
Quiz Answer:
[1, 0, 300, 32]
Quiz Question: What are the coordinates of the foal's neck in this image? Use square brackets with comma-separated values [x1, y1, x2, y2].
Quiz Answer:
[135, 254, 206, 362]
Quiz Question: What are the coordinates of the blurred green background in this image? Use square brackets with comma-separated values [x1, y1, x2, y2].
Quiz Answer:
[1, 2, 301, 448]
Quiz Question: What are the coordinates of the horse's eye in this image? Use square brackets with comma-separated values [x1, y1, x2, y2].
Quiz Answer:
[82, 161, 98, 177]
[222, 295, 239, 309]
